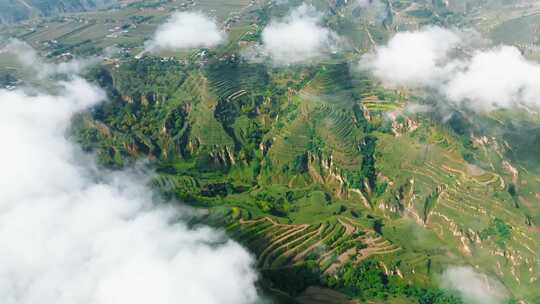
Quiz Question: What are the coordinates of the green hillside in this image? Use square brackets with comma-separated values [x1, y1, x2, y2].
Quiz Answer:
[3, 0, 540, 303]
[71, 51, 540, 303]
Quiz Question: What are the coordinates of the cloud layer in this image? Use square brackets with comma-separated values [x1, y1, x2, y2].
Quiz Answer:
[0, 44, 260, 304]
[361, 26, 540, 111]
[146, 12, 226, 52]
[246, 4, 339, 65]
[442, 267, 508, 304]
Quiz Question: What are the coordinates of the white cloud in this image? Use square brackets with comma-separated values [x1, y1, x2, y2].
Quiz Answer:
[247, 4, 339, 65]
[444, 46, 540, 111]
[361, 26, 540, 112]
[360, 26, 461, 87]
[0, 43, 260, 304]
[442, 267, 508, 304]
[146, 12, 226, 52]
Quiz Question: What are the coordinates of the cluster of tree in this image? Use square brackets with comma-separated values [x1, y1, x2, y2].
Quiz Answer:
[360, 135, 377, 191]
[75, 60, 194, 168]
[280, 154, 308, 175]
[252, 190, 296, 217]
[263, 259, 468, 303]
[262, 261, 322, 296]
[114, 57, 190, 104]
[480, 217, 512, 248]
[328, 260, 464, 304]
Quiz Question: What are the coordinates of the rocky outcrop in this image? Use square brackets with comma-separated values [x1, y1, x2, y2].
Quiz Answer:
[392, 118, 419, 137]
[306, 152, 348, 198]
[305, 151, 372, 208]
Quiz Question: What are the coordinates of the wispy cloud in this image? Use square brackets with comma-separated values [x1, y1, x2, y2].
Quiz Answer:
[145, 12, 226, 53]
[442, 266, 508, 304]
[0, 42, 260, 304]
[4, 39, 99, 79]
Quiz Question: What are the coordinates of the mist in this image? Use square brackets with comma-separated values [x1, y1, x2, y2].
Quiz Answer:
[3, 39, 100, 79]
[0, 43, 260, 304]
[442, 266, 508, 304]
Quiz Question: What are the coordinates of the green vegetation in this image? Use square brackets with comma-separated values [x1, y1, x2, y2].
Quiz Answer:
[480, 218, 512, 248]
[3, 0, 540, 302]
[71, 51, 540, 302]
[330, 260, 463, 303]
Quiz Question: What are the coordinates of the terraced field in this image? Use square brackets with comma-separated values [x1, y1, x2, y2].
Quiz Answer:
[376, 132, 540, 299]
[152, 174, 199, 194]
[313, 103, 364, 170]
[212, 211, 402, 275]
[0, 0, 267, 63]
[266, 66, 369, 173]
[182, 73, 235, 149]
[362, 96, 401, 112]
[73, 53, 540, 301]
[267, 113, 312, 166]
[205, 62, 268, 100]
[299, 63, 354, 105]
